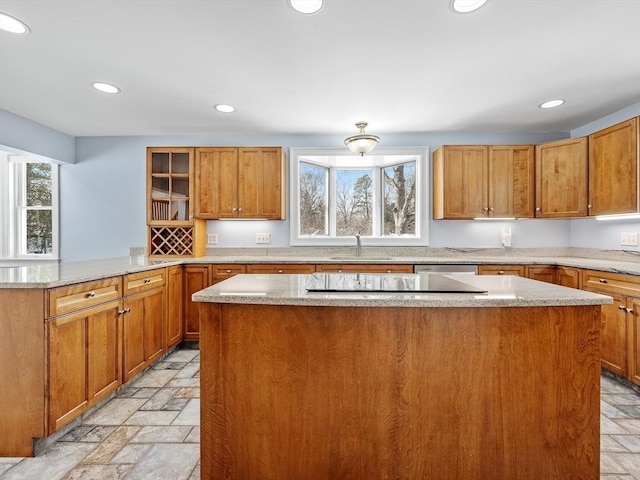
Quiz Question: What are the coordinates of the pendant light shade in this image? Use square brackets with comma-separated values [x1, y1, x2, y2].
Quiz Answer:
[344, 122, 380, 156]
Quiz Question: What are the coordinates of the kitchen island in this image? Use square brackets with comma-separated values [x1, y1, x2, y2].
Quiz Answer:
[193, 273, 612, 480]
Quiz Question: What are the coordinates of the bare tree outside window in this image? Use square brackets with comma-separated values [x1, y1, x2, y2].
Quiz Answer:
[336, 170, 373, 236]
[299, 162, 328, 236]
[25, 163, 53, 254]
[383, 162, 416, 235]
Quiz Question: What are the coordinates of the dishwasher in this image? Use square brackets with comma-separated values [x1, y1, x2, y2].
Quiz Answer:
[413, 264, 478, 275]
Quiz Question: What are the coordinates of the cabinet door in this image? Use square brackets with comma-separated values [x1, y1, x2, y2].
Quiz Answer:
[584, 288, 627, 377]
[629, 297, 640, 386]
[143, 287, 165, 365]
[526, 265, 556, 284]
[588, 117, 639, 216]
[87, 303, 121, 404]
[488, 145, 534, 218]
[238, 148, 285, 219]
[535, 137, 588, 218]
[123, 295, 146, 381]
[556, 267, 581, 289]
[166, 265, 183, 348]
[433, 146, 488, 219]
[48, 312, 88, 432]
[195, 148, 238, 219]
[183, 265, 211, 341]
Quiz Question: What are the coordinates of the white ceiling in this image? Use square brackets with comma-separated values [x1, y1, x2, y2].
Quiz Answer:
[0, 0, 639, 138]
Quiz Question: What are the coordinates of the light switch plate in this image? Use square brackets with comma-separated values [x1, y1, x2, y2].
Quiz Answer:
[207, 233, 218, 245]
[256, 233, 271, 244]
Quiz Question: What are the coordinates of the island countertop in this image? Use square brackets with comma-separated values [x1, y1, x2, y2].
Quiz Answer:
[192, 273, 613, 308]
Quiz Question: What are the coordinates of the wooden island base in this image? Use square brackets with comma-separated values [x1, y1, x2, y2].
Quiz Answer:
[199, 303, 600, 480]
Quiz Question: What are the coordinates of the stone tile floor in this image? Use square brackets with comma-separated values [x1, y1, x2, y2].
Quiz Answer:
[0, 347, 639, 479]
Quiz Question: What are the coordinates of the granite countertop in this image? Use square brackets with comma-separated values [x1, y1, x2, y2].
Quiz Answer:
[1, 251, 638, 288]
[192, 273, 613, 308]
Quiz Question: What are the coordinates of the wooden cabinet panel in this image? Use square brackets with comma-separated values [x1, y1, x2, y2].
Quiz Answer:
[315, 264, 413, 273]
[478, 265, 525, 276]
[488, 145, 535, 218]
[183, 265, 212, 341]
[195, 147, 285, 220]
[588, 117, 639, 216]
[48, 299, 121, 432]
[125, 269, 165, 295]
[526, 265, 556, 284]
[583, 269, 640, 297]
[556, 266, 581, 289]
[433, 145, 487, 219]
[49, 277, 121, 317]
[212, 264, 246, 283]
[166, 265, 183, 348]
[629, 297, 640, 385]
[535, 137, 588, 218]
[123, 295, 146, 381]
[195, 148, 238, 218]
[245, 264, 316, 274]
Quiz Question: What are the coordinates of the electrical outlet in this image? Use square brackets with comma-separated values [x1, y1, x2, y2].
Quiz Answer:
[620, 232, 639, 246]
[207, 233, 218, 245]
[256, 233, 271, 244]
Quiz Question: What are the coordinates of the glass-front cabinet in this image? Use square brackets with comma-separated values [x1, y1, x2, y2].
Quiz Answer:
[146, 147, 205, 257]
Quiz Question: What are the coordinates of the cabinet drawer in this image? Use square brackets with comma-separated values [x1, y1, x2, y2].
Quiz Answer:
[125, 269, 166, 295]
[212, 264, 246, 280]
[478, 265, 525, 276]
[245, 264, 316, 274]
[582, 270, 640, 297]
[316, 264, 413, 274]
[49, 277, 122, 317]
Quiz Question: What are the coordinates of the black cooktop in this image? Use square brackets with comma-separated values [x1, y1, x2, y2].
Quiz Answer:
[305, 273, 487, 294]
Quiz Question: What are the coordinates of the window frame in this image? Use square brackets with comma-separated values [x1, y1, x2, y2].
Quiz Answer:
[0, 151, 59, 260]
[290, 147, 429, 246]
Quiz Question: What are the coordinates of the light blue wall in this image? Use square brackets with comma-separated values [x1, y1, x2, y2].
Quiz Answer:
[4, 105, 639, 262]
[0, 109, 75, 164]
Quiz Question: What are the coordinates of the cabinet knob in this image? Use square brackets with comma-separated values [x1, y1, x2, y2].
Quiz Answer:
[627, 308, 634, 314]
[238, 207, 243, 213]
[618, 305, 626, 310]
[232, 207, 238, 213]
[278, 269, 284, 273]
[535, 207, 541, 212]
[337, 269, 343, 273]
[119, 307, 131, 314]
[599, 278, 607, 284]
[386, 270, 392, 273]
[226, 269, 231, 274]
[588, 204, 593, 209]
[498, 271, 505, 275]
[86, 291, 96, 298]
[482, 207, 489, 212]
[488, 207, 494, 212]
[144, 278, 151, 283]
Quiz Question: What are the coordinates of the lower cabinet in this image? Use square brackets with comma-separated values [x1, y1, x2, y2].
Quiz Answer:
[478, 265, 525, 276]
[315, 264, 413, 273]
[245, 264, 316, 274]
[183, 265, 212, 341]
[166, 265, 183, 349]
[122, 269, 166, 382]
[583, 269, 640, 384]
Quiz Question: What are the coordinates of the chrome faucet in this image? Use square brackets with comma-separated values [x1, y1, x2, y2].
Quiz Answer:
[355, 234, 362, 257]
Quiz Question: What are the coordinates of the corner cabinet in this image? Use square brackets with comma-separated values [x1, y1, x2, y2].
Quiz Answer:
[195, 147, 285, 219]
[535, 137, 588, 218]
[588, 116, 639, 216]
[433, 145, 534, 219]
[147, 147, 205, 257]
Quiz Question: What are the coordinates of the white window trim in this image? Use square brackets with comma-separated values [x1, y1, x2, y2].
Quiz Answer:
[0, 151, 59, 260]
[290, 147, 429, 247]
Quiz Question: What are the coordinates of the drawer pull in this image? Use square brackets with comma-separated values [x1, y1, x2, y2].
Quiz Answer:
[598, 278, 607, 284]
[278, 269, 284, 273]
[618, 305, 626, 310]
[119, 308, 131, 314]
[86, 291, 96, 298]
[144, 278, 151, 284]
[226, 269, 232, 274]
[498, 271, 505, 275]
[627, 308, 634, 314]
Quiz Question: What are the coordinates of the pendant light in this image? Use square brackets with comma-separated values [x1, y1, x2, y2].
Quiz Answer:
[344, 122, 380, 156]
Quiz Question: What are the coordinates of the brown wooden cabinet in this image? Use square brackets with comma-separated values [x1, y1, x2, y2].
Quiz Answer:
[122, 269, 166, 382]
[588, 116, 639, 216]
[478, 264, 525, 276]
[166, 265, 183, 349]
[147, 147, 205, 257]
[245, 264, 316, 274]
[195, 147, 285, 219]
[433, 145, 534, 219]
[315, 264, 413, 273]
[183, 264, 212, 341]
[212, 264, 246, 284]
[535, 137, 588, 218]
[46, 277, 123, 433]
[526, 265, 556, 284]
[583, 269, 640, 382]
[556, 266, 582, 289]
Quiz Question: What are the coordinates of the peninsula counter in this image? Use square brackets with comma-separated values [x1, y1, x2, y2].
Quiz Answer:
[193, 273, 612, 480]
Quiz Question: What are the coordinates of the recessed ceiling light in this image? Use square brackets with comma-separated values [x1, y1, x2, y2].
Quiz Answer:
[539, 99, 565, 109]
[289, 0, 324, 15]
[214, 104, 236, 113]
[92, 82, 121, 94]
[0, 12, 30, 34]
[452, 0, 487, 13]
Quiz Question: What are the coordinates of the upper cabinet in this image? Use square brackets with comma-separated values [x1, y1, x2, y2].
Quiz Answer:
[534, 137, 588, 218]
[433, 145, 534, 219]
[146, 147, 205, 257]
[195, 147, 285, 220]
[588, 116, 639, 216]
